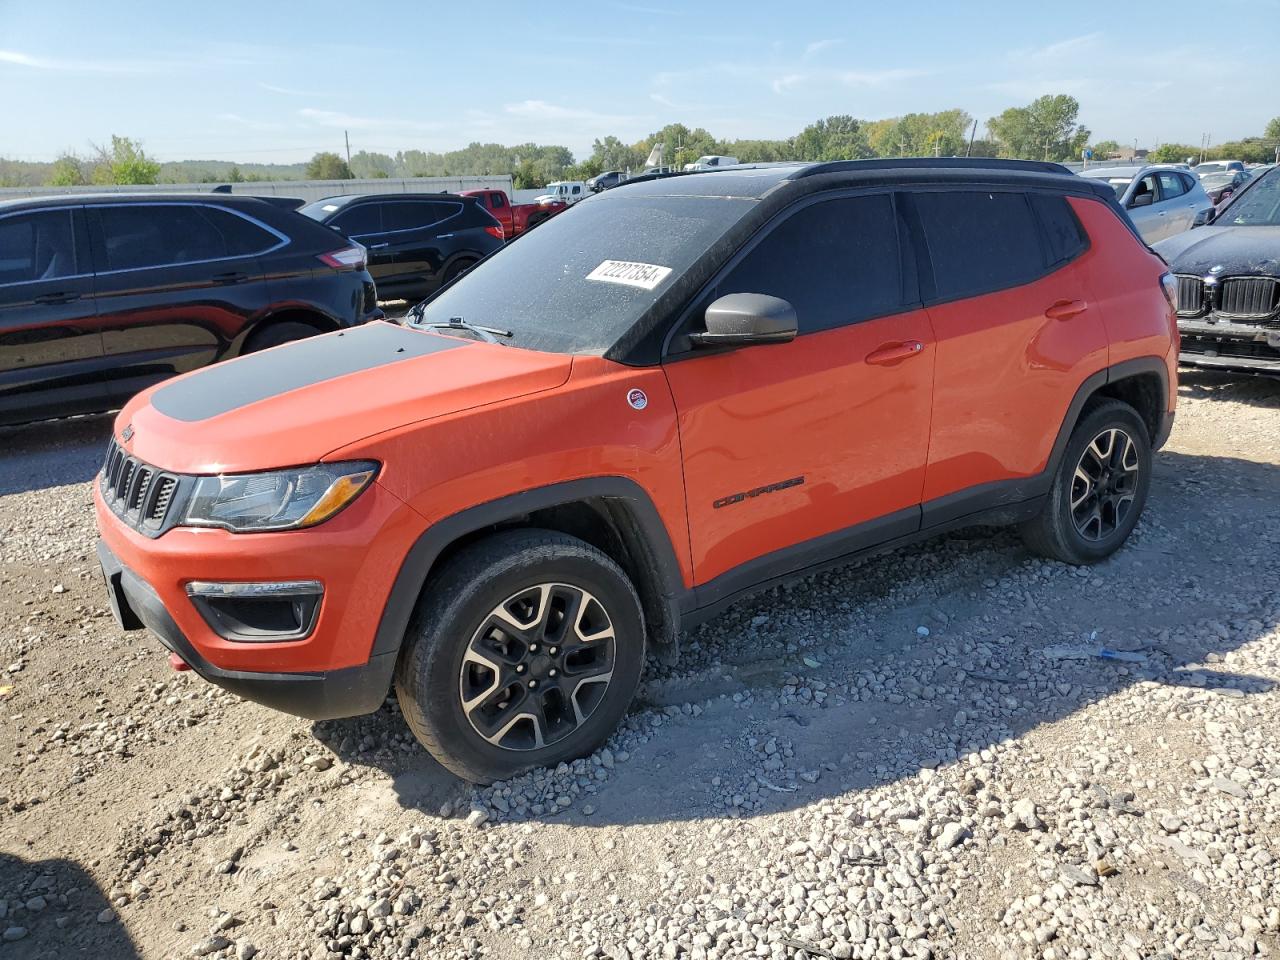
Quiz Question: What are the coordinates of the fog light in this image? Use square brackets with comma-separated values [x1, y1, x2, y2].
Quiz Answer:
[186, 580, 323, 643]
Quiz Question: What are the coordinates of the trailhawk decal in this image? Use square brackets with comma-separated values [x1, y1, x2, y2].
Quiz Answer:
[586, 259, 673, 291]
[713, 476, 806, 509]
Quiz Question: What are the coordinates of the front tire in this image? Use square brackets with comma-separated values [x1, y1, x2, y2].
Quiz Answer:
[243, 320, 320, 353]
[395, 529, 645, 784]
[1019, 399, 1152, 564]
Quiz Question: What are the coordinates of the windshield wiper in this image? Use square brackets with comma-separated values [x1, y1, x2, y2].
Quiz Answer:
[407, 306, 512, 345]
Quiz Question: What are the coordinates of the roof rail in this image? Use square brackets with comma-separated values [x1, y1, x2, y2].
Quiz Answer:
[794, 157, 1073, 177]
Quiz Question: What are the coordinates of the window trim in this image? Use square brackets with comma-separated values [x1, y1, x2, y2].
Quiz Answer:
[0, 204, 94, 288]
[904, 185, 1091, 308]
[661, 186, 919, 361]
[86, 201, 289, 276]
[340, 199, 464, 240]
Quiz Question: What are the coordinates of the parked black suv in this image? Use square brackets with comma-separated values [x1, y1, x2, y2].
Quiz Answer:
[299, 193, 504, 301]
[0, 193, 380, 426]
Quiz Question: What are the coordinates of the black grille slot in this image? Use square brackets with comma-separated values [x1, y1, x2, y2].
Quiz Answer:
[100, 439, 183, 535]
[147, 477, 177, 524]
[1176, 276, 1203, 316]
[1218, 277, 1280, 320]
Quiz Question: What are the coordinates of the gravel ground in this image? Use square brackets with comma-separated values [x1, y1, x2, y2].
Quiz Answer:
[1, 370, 1278, 960]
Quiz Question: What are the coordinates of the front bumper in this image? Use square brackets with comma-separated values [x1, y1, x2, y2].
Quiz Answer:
[1178, 318, 1280, 377]
[97, 539, 395, 720]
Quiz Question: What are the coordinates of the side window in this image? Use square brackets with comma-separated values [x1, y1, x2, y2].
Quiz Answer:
[98, 205, 229, 271]
[914, 191, 1045, 300]
[198, 207, 281, 257]
[1029, 194, 1088, 266]
[490, 192, 505, 209]
[0, 209, 80, 285]
[1132, 175, 1158, 205]
[1158, 172, 1187, 200]
[716, 195, 903, 334]
[330, 204, 382, 237]
[381, 201, 436, 232]
[572, 185, 581, 196]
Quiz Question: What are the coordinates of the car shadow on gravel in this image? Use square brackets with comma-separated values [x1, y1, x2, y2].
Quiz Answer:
[1178, 368, 1280, 407]
[316, 449, 1279, 827]
[0, 851, 141, 958]
[0, 415, 113, 496]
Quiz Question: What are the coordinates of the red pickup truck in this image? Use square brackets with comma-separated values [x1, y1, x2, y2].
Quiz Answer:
[461, 189, 568, 239]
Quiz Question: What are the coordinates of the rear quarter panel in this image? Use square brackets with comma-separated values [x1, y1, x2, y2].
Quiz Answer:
[1068, 196, 1178, 411]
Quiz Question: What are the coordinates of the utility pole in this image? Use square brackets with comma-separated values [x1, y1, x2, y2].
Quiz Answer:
[344, 130, 351, 169]
[965, 118, 977, 157]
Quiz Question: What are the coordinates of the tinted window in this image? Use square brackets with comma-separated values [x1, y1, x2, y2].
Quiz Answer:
[199, 208, 280, 257]
[1158, 172, 1187, 200]
[1029, 195, 1087, 266]
[490, 192, 505, 209]
[915, 191, 1044, 300]
[415, 194, 754, 354]
[382, 200, 461, 232]
[329, 204, 381, 237]
[98, 204, 232, 271]
[717, 195, 903, 333]
[0, 209, 80, 285]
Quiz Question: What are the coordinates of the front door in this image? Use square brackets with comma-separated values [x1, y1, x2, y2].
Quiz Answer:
[662, 193, 935, 595]
[0, 205, 104, 424]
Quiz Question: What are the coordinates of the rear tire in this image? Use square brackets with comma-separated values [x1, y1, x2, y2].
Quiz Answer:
[243, 320, 321, 353]
[1019, 399, 1152, 565]
[441, 258, 477, 285]
[395, 529, 645, 784]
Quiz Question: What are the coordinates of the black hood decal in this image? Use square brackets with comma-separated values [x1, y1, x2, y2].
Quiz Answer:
[151, 322, 466, 422]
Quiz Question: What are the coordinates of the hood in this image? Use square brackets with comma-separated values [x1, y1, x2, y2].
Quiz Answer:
[118, 321, 572, 474]
[1153, 225, 1280, 276]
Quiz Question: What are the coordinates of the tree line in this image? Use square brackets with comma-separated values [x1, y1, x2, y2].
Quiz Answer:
[4, 101, 1278, 190]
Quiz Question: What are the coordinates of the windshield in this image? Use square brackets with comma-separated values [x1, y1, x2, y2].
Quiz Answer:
[1103, 178, 1132, 196]
[412, 193, 754, 354]
[1195, 163, 1227, 175]
[297, 198, 349, 221]
[1218, 169, 1280, 226]
[1199, 173, 1234, 189]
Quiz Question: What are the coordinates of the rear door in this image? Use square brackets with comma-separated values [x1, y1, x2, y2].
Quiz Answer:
[348, 199, 460, 297]
[88, 202, 279, 404]
[911, 189, 1108, 523]
[0, 206, 104, 424]
[1156, 171, 1195, 234]
[663, 192, 935, 592]
[1125, 173, 1165, 241]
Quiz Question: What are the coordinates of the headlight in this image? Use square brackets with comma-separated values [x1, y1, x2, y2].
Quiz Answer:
[182, 461, 378, 532]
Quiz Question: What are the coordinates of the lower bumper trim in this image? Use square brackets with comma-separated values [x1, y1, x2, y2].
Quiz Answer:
[96, 539, 394, 720]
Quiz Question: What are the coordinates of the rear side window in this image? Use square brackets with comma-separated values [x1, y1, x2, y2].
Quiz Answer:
[1029, 194, 1088, 266]
[97, 204, 239, 271]
[330, 203, 381, 237]
[717, 194, 904, 334]
[199, 208, 281, 257]
[490, 192, 505, 209]
[1158, 172, 1187, 200]
[381, 201, 462, 232]
[914, 191, 1044, 301]
[0, 209, 80, 284]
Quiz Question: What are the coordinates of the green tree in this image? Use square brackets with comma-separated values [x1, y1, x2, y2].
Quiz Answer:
[1089, 139, 1121, 159]
[48, 153, 87, 186]
[226, 165, 244, 183]
[91, 135, 161, 185]
[988, 95, 1089, 161]
[306, 151, 353, 180]
[350, 150, 396, 179]
[793, 115, 871, 161]
[1264, 117, 1280, 141]
[1148, 143, 1198, 164]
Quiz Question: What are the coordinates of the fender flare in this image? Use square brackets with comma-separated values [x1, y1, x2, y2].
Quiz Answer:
[370, 477, 687, 659]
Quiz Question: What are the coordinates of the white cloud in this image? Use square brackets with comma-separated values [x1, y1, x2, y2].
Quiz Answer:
[503, 100, 634, 125]
[258, 81, 318, 96]
[298, 108, 441, 133]
[772, 74, 806, 94]
[0, 48, 154, 74]
[803, 38, 843, 59]
[840, 67, 928, 87]
[1022, 33, 1103, 60]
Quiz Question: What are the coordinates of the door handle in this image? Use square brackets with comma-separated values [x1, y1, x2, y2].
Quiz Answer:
[435, 233, 454, 239]
[33, 291, 81, 304]
[213, 271, 248, 284]
[865, 340, 925, 365]
[367, 242, 390, 250]
[1044, 299, 1088, 320]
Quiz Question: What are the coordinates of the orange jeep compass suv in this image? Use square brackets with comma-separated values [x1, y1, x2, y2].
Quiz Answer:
[95, 159, 1178, 783]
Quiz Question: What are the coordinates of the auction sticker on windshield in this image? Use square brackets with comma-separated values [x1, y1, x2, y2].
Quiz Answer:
[586, 260, 673, 291]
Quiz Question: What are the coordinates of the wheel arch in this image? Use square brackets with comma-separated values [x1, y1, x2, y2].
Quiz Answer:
[236, 307, 340, 355]
[1048, 357, 1171, 478]
[372, 479, 688, 667]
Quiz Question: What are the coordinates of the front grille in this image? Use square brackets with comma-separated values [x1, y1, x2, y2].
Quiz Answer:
[1176, 275, 1204, 316]
[1181, 334, 1280, 361]
[100, 440, 184, 536]
[1217, 277, 1280, 320]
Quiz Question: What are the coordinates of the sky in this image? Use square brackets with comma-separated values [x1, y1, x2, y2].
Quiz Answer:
[2, 0, 1277, 164]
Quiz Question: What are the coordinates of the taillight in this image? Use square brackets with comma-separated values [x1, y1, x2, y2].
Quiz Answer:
[1160, 272, 1178, 312]
[318, 245, 366, 271]
[484, 224, 504, 241]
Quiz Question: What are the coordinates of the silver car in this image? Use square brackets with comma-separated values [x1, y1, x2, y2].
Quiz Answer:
[1079, 165, 1214, 243]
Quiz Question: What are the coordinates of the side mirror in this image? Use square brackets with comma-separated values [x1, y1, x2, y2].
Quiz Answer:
[690, 293, 798, 348]
[1130, 192, 1154, 209]
[1193, 207, 1215, 228]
